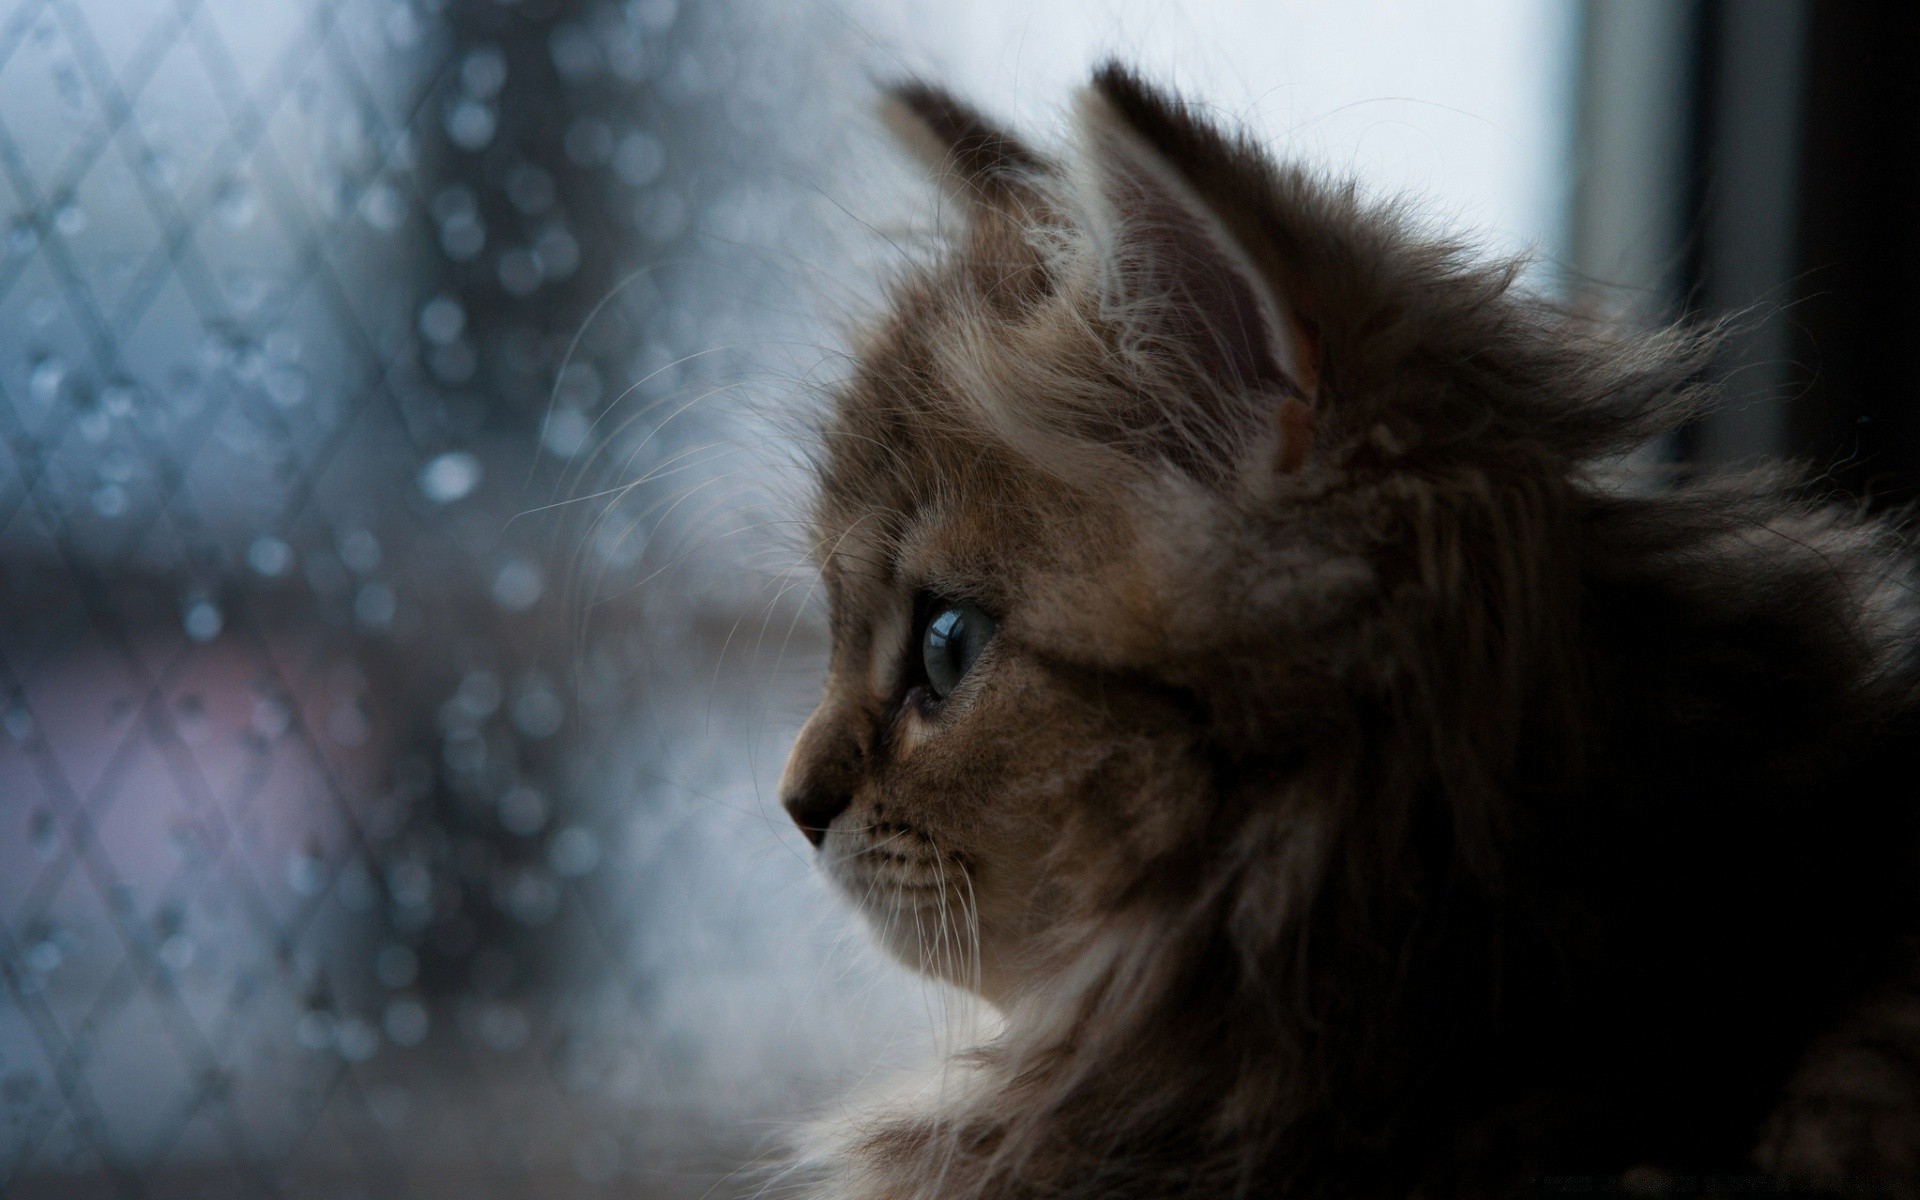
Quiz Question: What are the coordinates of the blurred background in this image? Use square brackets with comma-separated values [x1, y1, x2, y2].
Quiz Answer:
[0, 1, 1908, 1196]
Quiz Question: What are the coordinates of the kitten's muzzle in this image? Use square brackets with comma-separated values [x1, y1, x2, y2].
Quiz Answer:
[783, 785, 851, 849]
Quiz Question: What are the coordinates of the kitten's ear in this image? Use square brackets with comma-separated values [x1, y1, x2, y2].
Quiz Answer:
[881, 81, 1048, 212]
[1075, 64, 1317, 470]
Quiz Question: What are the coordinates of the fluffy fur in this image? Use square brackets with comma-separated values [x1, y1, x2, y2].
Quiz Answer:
[778, 64, 1920, 1196]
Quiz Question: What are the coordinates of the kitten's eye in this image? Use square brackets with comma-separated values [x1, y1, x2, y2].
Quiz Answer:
[920, 601, 997, 701]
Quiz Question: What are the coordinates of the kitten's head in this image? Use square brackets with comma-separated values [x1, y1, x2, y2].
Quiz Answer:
[782, 65, 1692, 1004]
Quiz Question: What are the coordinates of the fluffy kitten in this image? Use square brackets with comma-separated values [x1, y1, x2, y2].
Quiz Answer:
[778, 63, 1920, 1196]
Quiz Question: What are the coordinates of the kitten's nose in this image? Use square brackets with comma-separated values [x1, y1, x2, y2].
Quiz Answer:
[783, 787, 850, 849]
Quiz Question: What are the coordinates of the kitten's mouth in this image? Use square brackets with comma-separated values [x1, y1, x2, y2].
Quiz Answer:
[825, 818, 967, 912]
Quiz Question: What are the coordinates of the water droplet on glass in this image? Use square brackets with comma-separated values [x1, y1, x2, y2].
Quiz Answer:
[90, 483, 126, 518]
[4, 705, 32, 740]
[496, 247, 541, 296]
[53, 203, 85, 236]
[158, 933, 194, 972]
[7, 218, 37, 257]
[29, 809, 58, 860]
[612, 131, 664, 187]
[534, 225, 578, 281]
[445, 100, 496, 151]
[506, 163, 555, 215]
[337, 528, 381, 573]
[384, 997, 429, 1046]
[28, 356, 64, 404]
[359, 181, 405, 231]
[476, 1002, 529, 1052]
[296, 1010, 334, 1052]
[440, 213, 485, 261]
[26, 939, 62, 973]
[461, 45, 507, 97]
[511, 679, 563, 739]
[375, 943, 419, 989]
[499, 785, 548, 836]
[286, 850, 325, 896]
[548, 826, 600, 878]
[385, 2, 422, 47]
[247, 536, 293, 577]
[565, 118, 612, 167]
[549, 24, 598, 79]
[183, 598, 223, 642]
[418, 294, 465, 345]
[455, 670, 502, 719]
[542, 408, 591, 458]
[419, 450, 481, 502]
[491, 559, 543, 611]
[636, 190, 687, 244]
[336, 1016, 380, 1062]
[503, 869, 560, 925]
[215, 179, 257, 228]
[354, 581, 396, 629]
[252, 693, 291, 739]
[388, 860, 432, 910]
[428, 341, 476, 384]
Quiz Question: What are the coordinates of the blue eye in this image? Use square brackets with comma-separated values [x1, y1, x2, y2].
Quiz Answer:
[920, 601, 996, 700]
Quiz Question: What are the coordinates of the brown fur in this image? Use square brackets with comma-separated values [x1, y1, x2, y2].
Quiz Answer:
[779, 64, 1920, 1196]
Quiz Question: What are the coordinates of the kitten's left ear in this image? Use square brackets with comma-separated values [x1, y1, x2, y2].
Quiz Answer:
[1076, 64, 1318, 471]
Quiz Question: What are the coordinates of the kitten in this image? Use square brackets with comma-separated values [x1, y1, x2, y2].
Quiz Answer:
[778, 63, 1920, 1196]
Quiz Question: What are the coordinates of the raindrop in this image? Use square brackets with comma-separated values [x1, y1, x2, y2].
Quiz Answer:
[455, 669, 503, 719]
[476, 1002, 529, 1052]
[541, 408, 591, 458]
[445, 100, 496, 151]
[354, 581, 397, 629]
[90, 483, 127, 518]
[77, 407, 111, 443]
[182, 598, 223, 642]
[385, 3, 422, 47]
[498, 785, 548, 836]
[252, 694, 291, 738]
[26, 939, 61, 973]
[418, 294, 466, 345]
[100, 381, 137, 416]
[387, 860, 433, 910]
[564, 119, 612, 167]
[337, 860, 377, 910]
[442, 727, 486, 775]
[142, 149, 178, 188]
[496, 247, 541, 296]
[385, 997, 429, 1046]
[174, 694, 209, 742]
[548, 826, 601, 878]
[263, 364, 308, 407]
[327, 700, 369, 746]
[337, 528, 382, 572]
[158, 933, 194, 972]
[29, 809, 58, 860]
[375, 943, 419, 989]
[286, 850, 325, 896]
[335, 1016, 379, 1062]
[491, 559, 544, 611]
[6, 219, 37, 257]
[53, 202, 85, 236]
[534, 225, 578, 281]
[503, 869, 560, 925]
[574, 1133, 622, 1184]
[28, 356, 64, 404]
[4, 705, 32, 740]
[510, 679, 563, 739]
[418, 450, 481, 502]
[638, 189, 689, 245]
[630, 0, 676, 31]
[359, 181, 405, 231]
[612, 131, 664, 187]
[506, 163, 555, 215]
[296, 1010, 334, 1051]
[215, 179, 257, 228]
[428, 341, 476, 384]
[549, 24, 598, 79]
[461, 45, 507, 97]
[431, 184, 477, 223]
[247, 536, 293, 577]
[440, 213, 485, 260]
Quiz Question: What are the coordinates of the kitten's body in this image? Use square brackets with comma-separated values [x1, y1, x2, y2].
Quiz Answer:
[779, 66, 1920, 1196]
